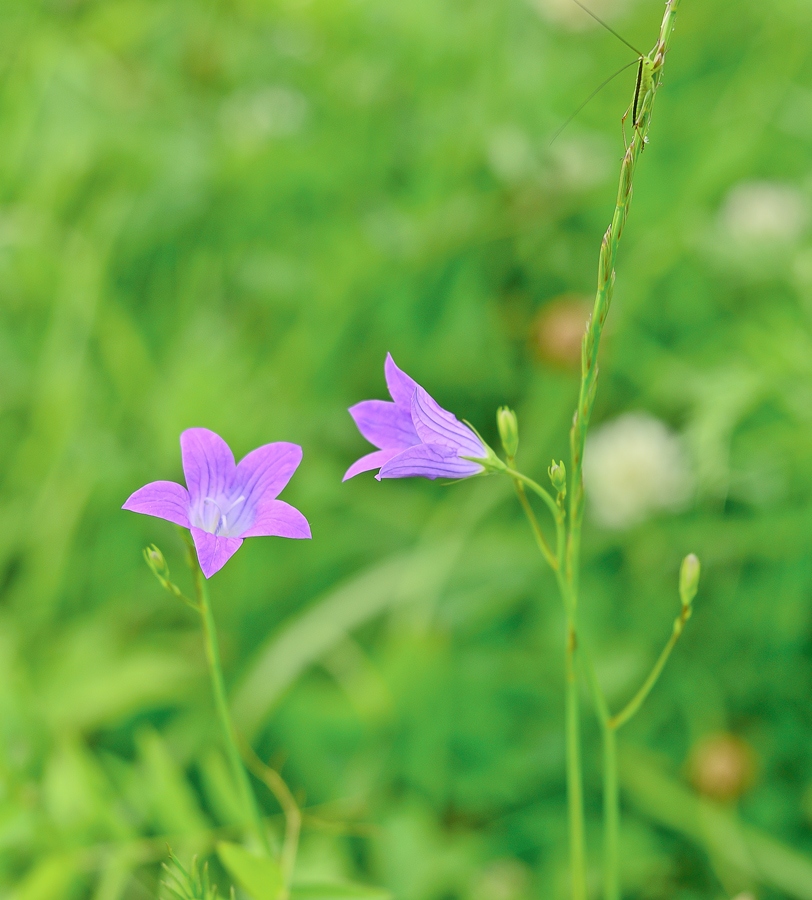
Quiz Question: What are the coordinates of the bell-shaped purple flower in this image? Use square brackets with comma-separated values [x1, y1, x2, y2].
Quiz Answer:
[344, 354, 487, 481]
[123, 428, 311, 578]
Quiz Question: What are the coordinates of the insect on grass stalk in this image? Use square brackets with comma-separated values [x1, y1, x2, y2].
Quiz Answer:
[507, 1, 684, 897]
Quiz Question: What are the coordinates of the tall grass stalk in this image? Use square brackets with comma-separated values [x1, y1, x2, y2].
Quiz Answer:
[508, 1, 683, 896]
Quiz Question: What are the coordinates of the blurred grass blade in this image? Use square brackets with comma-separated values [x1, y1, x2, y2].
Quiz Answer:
[233, 542, 461, 738]
[291, 882, 392, 900]
[621, 745, 812, 898]
[217, 842, 283, 900]
[10, 852, 84, 900]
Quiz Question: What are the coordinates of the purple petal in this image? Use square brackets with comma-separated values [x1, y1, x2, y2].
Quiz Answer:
[378, 444, 484, 480]
[122, 481, 190, 527]
[410, 387, 485, 458]
[191, 527, 243, 578]
[343, 447, 404, 481]
[181, 429, 236, 505]
[385, 353, 420, 409]
[235, 442, 303, 505]
[349, 400, 419, 450]
[241, 499, 311, 539]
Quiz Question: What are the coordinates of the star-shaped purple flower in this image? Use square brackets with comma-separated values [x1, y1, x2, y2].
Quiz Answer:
[123, 428, 311, 578]
[344, 353, 487, 482]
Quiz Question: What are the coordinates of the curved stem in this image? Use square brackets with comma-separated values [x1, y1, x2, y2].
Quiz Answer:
[609, 604, 691, 731]
[241, 743, 302, 896]
[191, 561, 270, 855]
[504, 466, 560, 523]
[512, 479, 557, 570]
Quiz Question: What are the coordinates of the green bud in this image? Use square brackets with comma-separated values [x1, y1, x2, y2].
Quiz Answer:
[496, 407, 519, 459]
[144, 544, 166, 570]
[548, 460, 567, 495]
[679, 553, 700, 607]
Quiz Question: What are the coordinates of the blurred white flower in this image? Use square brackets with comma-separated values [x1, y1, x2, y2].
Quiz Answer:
[718, 180, 808, 245]
[221, 86, 308, 147]
[584, 412, 693, 529]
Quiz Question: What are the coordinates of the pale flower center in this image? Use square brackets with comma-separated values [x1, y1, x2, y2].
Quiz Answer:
[200, 495, 246, 537]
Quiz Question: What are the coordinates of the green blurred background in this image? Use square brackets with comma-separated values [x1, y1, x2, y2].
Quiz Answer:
[2, 0, 812, 896]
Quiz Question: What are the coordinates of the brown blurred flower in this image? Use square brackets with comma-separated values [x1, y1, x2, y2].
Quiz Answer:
[530, 295, 591, 369]
[687, 733, 756, 802]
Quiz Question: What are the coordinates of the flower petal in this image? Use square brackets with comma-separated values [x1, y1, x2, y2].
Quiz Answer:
[342, 447, 403, 481]
[122, 481, 190, 527]
[181, 428, 236, 505]
[242, 499, 311, 539]
[191, 527, 243, 578]
[378, 443, 484, 480]
[235, 442, 303, 504]
[349, 400, 419, 450]
[385, 353, 420, 409]
[410, 387, 485, 457]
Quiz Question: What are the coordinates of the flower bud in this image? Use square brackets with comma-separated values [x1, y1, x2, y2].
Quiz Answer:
[497, 407, 519, 459]
[548, 460, 567, 495]
[679, 553, 700, 607]
[143, 544, 171, 585]
[688, 733, 755, 802]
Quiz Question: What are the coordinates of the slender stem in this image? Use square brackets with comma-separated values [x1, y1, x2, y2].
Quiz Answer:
[191, 562, 271, 854]
[609, 604, 691, 731]
[504, 466, 560, 523]
[565, 623, 587, 900]
[602, 725, 619, 900]
[512, 479, 557, 570]
[241, 743, 302, 896]
[579, 638, 610, 728]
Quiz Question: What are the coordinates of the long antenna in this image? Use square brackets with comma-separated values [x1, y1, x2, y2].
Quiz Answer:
[570, 0, 644, 58]
[549, 59, 639, 145]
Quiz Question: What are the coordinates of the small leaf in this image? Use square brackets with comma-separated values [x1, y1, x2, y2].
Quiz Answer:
[217, 842, 283, 900]
[291, 881, 391, 900]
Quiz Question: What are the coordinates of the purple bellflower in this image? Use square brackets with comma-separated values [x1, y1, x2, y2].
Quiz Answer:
[344, 353, 489, 482]
[123, 428, 311, 578]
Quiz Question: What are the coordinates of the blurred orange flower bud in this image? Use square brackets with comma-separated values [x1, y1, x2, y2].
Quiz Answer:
[687, 733, 756, 802]
[530, 295, 591, 369]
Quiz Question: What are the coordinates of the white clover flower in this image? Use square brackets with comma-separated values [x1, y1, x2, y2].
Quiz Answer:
[584, 412, 693, 529]
[718, 180, 808, 245]
[221, 86, 308, 148]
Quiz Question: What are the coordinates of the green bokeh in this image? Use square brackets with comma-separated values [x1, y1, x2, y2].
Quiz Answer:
[2, 0, 812, 897]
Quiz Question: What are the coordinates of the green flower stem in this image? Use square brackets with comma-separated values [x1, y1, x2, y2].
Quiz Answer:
[579, 602, 690, 900]
[508, 471, 586, 899]
[564, 622, 587, 900]
[241, 742, 302, 897]
[602, 725, 619, 900]
[504, 466, 560, 524]
[191, 560, 271, 855]
[609, 602, 691, 731]
[511, 478, 557, 570]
